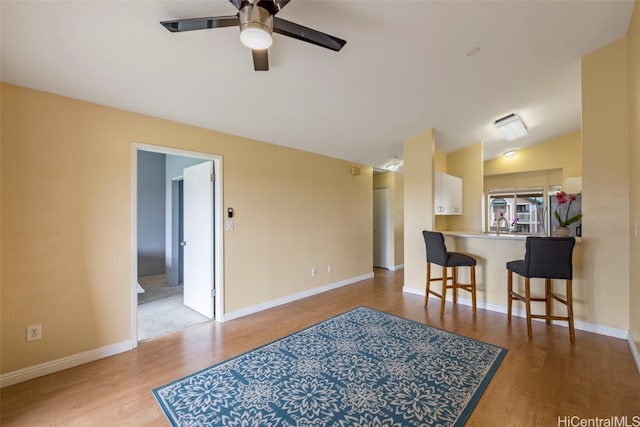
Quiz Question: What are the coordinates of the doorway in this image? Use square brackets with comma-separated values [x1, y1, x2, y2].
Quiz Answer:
[132, 144, 224, 344]
[373, 187, 393, 269]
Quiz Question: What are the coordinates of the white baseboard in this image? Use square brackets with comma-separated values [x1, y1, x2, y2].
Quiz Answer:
[0, 340, 134, 388]
[389, 264, 404, 271]
[9, 277, 629, 389]
[402, 286, 423, 296]
[2, 274, 374, 388]
[403, 286, 628, 339]
[628, 333, 640, 374]
[223, 272, 375, 322]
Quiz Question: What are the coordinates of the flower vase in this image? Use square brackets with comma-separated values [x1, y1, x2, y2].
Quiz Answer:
[552, 226, 571, 237]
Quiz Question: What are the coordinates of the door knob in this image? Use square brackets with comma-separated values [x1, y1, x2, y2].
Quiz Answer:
[180, 241, 187, 246]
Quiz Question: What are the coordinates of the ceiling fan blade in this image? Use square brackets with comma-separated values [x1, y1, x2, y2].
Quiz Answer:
[252, 49, 269, 71]
[161, 15, 239, 32]
[255, 0, 292, 15]
[273, 17, 346, 51]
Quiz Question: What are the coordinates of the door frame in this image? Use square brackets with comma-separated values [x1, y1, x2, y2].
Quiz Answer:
[131, 143, 224, 346]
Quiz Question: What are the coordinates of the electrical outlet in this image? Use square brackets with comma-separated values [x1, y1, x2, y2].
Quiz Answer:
[311, 267, 317, 277]
[328, 264, 333, 273]
[27, 324, 42, 342]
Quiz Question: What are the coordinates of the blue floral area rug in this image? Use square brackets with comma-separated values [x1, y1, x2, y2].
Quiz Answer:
[153, 307, 507, 426]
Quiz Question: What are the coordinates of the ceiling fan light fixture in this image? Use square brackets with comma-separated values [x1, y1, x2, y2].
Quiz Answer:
[162, 1, 346, 71]
[493, 113, 528, 141]
[239, 5, 274, 50]
[240, 25, 273, 49]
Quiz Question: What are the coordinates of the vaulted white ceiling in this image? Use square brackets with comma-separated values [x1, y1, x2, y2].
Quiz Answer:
[1, 1, 634, 168]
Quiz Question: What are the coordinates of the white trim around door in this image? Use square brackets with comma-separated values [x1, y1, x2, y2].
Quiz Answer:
[131, 143, 225, 348]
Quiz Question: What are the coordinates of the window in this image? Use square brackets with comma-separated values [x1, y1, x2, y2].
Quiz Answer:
[487, 188, 545, 234]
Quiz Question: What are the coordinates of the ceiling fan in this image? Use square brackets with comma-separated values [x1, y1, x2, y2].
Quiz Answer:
[160, 0, 346, 71]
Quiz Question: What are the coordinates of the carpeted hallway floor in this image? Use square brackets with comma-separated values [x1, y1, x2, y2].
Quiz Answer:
[137, 275, 210, 341]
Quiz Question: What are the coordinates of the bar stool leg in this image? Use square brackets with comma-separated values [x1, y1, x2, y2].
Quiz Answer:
[452, 267, 458, 304]
[567, 279, 575, 343]
[471, 265, 477, 315]
[440, 266, 448, 317]
[507, 270, 513, 322]
[545, 278, 552, 325]
[525, 277, 533, 338]
[425, 262, 431, 306]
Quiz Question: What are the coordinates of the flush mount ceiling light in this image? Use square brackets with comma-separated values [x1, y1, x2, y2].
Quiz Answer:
[502, 149, 517, 158]
[239, 5, 273, 50]
[385, 156, 403, 171]
[493, 113, 528, 141]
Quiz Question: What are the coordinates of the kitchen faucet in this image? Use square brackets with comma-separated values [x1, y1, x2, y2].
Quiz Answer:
[490, 198, 509, 236]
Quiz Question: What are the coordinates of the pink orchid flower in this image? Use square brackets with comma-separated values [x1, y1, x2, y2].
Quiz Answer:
[554, 191, 582, 227]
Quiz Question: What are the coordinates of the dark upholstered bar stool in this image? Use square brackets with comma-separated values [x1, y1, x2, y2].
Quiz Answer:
[506, 236, 576, 342]
[422, 231, 477, 317]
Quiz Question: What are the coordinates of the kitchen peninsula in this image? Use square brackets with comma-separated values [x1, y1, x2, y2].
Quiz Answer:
[436, 231, 584, 325]
[402, 128, 623, 338]
[403, 29, 637, 356]
[404, 109, 632, 340]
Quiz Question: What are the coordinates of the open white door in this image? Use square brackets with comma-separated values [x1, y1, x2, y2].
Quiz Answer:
[183, 161, 214, 319]
[373, 188, 393, 269]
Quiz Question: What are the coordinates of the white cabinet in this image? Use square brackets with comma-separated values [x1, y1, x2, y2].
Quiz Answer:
[434, 172, 463, 215]
[449, 174, 462, 215]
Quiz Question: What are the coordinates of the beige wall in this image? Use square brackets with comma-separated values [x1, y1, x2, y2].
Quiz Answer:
[484, 169, 564, 192]
[0, 84, 373, 373]
[434, 150, 447, 173]
[403, 129, 435, 290]
[447, 142, 484, 232]
[484, 130, 582, 184]
[373, 172, 404, 267]
[582, 37, 630, 330]
[627, 1, 640, 356]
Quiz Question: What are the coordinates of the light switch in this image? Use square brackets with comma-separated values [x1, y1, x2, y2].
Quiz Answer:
[226, 220, 234, 231]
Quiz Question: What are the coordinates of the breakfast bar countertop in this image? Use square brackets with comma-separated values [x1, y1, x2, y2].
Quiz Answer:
[443, 231, 539, 240]
[442, 231, 581, 242]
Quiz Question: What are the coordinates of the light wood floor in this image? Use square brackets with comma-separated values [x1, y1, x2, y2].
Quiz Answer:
[2, 269, 639, 426]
